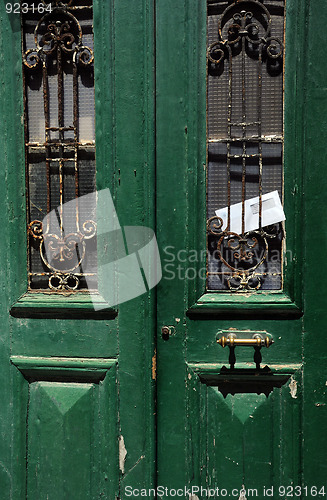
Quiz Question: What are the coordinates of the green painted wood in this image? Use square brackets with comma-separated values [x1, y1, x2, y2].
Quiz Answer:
[0, 0, 155, 498]
[11, 356, 116, 371]
[189, 362, 302, 375]
[11, 358, 118, 499]
[188, 291, 302, 318]
[156, 0, 202, 490]
[0, 0, 326, 496]
[0, 8, 25, 499]
[111, 0, 156, 495]
[10, 293, 117, 319]
[302, 0, 327, 487]
[156, 0, 326, 497]
[185, 367, 302, 495]
[27, 382, 94, 498]
[11, 355, 117, 381]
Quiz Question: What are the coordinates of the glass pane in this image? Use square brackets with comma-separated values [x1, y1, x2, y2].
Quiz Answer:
[23, 0, 97, 291]
[206, 0, 285, 291]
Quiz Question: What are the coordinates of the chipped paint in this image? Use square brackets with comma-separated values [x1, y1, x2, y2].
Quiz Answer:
[124, 455, 145, 478]
[152, 349, 157, 381]
[119, 435, 127, 474]
[225, 456, 239, 466]
[189, 496, 200, 500]
[289, 377, 297, 399]
[175, 318, 181, 323]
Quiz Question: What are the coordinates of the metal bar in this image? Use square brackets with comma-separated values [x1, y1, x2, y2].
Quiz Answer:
[46, 158, 76, 162]
[227, 45, 232, 230]
[66, 6, 93, 10]
[57, 44, 64, 143]
[25, 6, 93, 12]
[29, 273, 97, 277]
[43, 63, 50, 143]
[241, 33, 246, 236]
[57, 42, 64, 241]
[208, 137, 283, 143]
[229, 121, 260, 126]
[207, 272, 282, 276]
[42, 62, 51, 230]
[59, 159, 63, 239]
[73, 57, 80, 232]
[258, 46, 263, 229]
[217, 335, 273, 348]
[45, 126, 74, 131]
[27, 142, 95, 147]
[227, 153, 261, 159]
[22, 16, 31, 288]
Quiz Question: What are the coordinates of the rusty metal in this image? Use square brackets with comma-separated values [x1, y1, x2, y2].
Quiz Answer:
[207, 0, 284, 291]
[23, 1, 95, 291]
[41, 0, 92, 9]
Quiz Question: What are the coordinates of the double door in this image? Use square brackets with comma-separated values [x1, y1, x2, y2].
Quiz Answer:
[0, 0, 326, 498]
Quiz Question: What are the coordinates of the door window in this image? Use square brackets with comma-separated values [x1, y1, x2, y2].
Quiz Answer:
[23, 0, 97, 291]
[207, 0, 285, 292]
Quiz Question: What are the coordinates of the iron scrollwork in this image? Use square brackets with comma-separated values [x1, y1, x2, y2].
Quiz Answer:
[28, 219, 96, 291]
[24, 2, 96, 291]
[207, 0, 283, 66]
[207, 216, 282, 291]
[23, 8, 94, 69]
[207, 0, 284, 291]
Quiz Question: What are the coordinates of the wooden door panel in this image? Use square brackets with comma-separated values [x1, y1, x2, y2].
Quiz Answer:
[155, 0, 327, 495]
[187, 366, 302, 493]
[27, 382, 95, 497]
[11, 357, 117, 499]
[0, 0, 156, 497]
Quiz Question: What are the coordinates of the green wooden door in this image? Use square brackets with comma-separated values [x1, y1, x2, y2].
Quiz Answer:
[0, 1, 156, 498]
[1, 0, 327, 499]
[156, 0, 327, 498]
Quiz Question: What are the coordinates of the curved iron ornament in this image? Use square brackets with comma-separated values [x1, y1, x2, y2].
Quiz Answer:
[207, 216, 283, 291]
[42, 0, 74, 7]
[23, 9, 94, 69]
[207, 0, 283, 66]
[28, 219, 97, 290]
[24, 5, 96, 291]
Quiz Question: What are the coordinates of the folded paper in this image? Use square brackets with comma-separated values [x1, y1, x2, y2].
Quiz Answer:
[215, 190, 285, 234]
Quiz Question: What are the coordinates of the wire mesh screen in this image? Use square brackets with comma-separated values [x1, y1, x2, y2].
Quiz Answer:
[207, 0, 285, 291]
[23, 0, 97, 291]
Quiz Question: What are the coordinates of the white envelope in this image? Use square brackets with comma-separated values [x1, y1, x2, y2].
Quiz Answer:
[215, 190, 285, 234]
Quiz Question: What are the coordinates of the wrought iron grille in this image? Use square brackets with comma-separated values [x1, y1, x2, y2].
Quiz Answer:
[206, 0, 285, 291]
[23, 0, 97, 291]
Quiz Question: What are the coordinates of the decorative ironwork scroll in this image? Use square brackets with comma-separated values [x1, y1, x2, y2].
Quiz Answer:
[23, 0, 96, 290]
[206, 0, 285, 291]
[207, 1, 283, 67]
